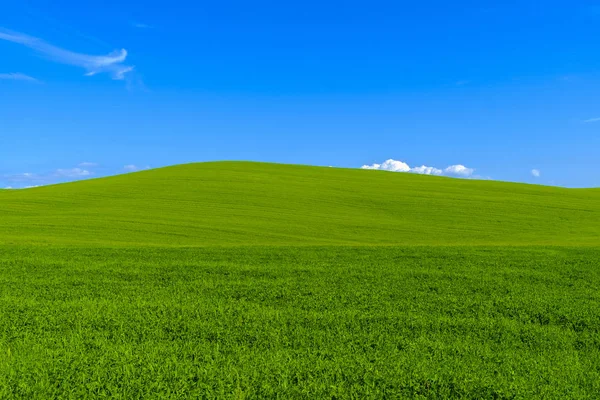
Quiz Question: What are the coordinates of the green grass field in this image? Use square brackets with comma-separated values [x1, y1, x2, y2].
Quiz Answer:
[2, 162, 599, 246]
[1, 162, 599, 398]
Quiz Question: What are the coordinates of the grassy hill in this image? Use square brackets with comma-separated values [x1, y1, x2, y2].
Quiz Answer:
[1, 161, 599, 246]
[1, 161, 600, 398]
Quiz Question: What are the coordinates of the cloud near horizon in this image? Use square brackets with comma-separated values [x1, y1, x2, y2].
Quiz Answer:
[0, 28, 134, 80]
[4, 167, 93, 186]
[3, 163, 153, 188]
[444, 164, 475, 177]
[124, 164, 151, 172]
[531, 169, 541, 178]
[361, 159, 475, 177]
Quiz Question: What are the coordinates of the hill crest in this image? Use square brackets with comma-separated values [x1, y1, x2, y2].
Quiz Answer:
[1, 161, 598, 246]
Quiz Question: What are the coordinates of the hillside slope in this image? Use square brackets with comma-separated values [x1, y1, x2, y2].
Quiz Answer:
[1, 162, 598, 246]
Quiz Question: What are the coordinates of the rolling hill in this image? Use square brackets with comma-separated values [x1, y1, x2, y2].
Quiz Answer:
[2, 162, 600, 398]
[1, 161, 598, 246]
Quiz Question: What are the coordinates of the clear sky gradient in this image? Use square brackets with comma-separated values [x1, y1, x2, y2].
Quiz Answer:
[2, 1, 600, 188]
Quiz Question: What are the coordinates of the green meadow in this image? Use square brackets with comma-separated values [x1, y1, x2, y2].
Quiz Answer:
[1, 162, 599, 398]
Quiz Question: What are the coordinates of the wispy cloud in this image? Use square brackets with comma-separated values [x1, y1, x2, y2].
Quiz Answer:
[583, 117, 600, 123]
[8, 172, 37, 181]
[0, 28, 134, 80]
[124, 164, 151, 172]
[55, 168, 91, 178]
[78, 162, 98, 167]
[0, 72, 40, 82]
[361, 159, 476, 178]
[4, 166, 94, 186]
[131, 22, 152, 29]
[124, 164, 139, 171]
[531, 169, 541, 178]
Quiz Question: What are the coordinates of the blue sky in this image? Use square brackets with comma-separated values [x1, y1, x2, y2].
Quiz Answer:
[2, 1, 600, 188]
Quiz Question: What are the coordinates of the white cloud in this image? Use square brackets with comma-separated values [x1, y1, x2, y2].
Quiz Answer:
[78, 162, 98, 167]
[55, 168, 91, 178]
[583, 117, 600, 123]
[531, 169, 541, 178]
[0, 28, 134, 80]
[362, 159, 410, 172]
[362, 159, 475, 178]
[361, 163, 380, 170]
[411, 165, 443, 175]
[444, 164, 474, 177]
[0, 72, 39, 82]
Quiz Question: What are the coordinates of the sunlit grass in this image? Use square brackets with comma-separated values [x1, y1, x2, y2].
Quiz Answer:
[0, 246, 598, 398]
[0, 163, 599, 398]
